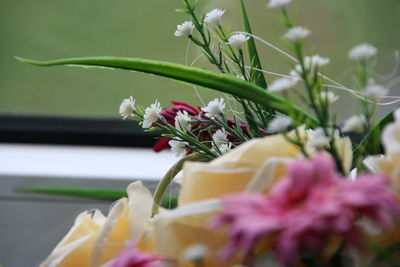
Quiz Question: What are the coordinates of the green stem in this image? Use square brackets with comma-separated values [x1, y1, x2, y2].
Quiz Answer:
[151, 153, 211, 216]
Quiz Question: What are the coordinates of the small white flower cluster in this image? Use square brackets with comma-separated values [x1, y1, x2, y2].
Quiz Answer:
[175, 21, 195, 37]
[269, 77, 298, 93]
[169, 139, 188, 158]
[284, 26, 311, 43]
[201, 98, 226, 118]
[290, 54, 330, 78]
[342, 115, 366, 134]
[268, 115, 292, 133]
[307, 128, 331, 149]
[228, 33, 250, 50]
[320, 91, 339, 105]
[212, 129, 232, 154]
[204, 8, 225, 27]
[119, 96, 136, 120]
[348, 43, 377, 61]
[361, 80, 389, 103]
[175, 111, 192, 132]
[267, 0, 293, 9]
[142, 100, 162, 128]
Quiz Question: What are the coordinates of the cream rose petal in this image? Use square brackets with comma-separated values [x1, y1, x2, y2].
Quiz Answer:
[40, 181, 154, 267]
[40, 210, 106, 267]
[179, 162, 255, 206]
[211, 135, 299, 168]
[245, 157, 293, 193]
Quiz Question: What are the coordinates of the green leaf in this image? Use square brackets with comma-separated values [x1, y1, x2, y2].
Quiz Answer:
[15, 187, 127, 201]
[239, 0, 267, 89]
[365, 107, 397, 154]
[16, 56, 318, 127]
[15, 187, 178, 209]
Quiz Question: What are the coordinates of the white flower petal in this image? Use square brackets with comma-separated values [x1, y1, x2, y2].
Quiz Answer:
[269, 77, 298, 93]
[169, 140, 187, 158]
[204, 8, 225, 27]
[142, 100, 162, 128]
[212, 129, 229, 147]
[119, 96, 136, 119]
[342, 115, 366, 134]
[175, 21, 195, 37]
[201, 98, 225, 118]
[267, 0, 293, 9]
[175, 111, 192, 132]
[348, 43, 377, 61]
[268, 116, 292, 133]
[320, 91, 339, 105]
[284, 26, 311, 43]
[227, 33, 250, 50]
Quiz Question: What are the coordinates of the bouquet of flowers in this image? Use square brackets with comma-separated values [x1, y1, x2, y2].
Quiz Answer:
[18, 0, 400, 266]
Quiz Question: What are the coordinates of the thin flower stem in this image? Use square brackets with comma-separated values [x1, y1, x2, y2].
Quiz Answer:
[151, 153, 210, 216]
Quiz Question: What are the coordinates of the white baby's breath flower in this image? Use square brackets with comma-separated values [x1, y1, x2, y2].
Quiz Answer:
[204, 8, 225, 27]
[227, 33, 250, 50]
[284, 26, 311, 43]
[236, 74, 245, 80]
[217, 143, 232, 154]
[320, 91, 339, 105]
[175, 111, 192, 132]
[201, 98, 225, 118]
[142, 100, 162, 128]
[290, 55, 330, 78]
[212, 129, 229, 147]
[348, 43, 377, 61]
[361, 82, 389, 102]
[268, 116, 292, 133]
[307, 128, 331, 149]
[174, 21, 195, 37]
[119, 96, 136, 119]
[269, 77, 298, 93]
[267, 0, 293, 9]
[311, 55, 330, 68]
[342, 115, 366, 134]
[169, 140, 187, 158]
[183, 244, 209, 262]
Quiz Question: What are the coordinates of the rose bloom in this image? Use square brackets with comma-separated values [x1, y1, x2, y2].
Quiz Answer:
[210, 154, 400, 266]
[39, 182, 154, 267]
[152, 130, 352, 266]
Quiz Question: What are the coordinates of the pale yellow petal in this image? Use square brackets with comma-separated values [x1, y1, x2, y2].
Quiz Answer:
[334, 136, 353, 173]
[211, 135, 299, 168]
[179, 163, 255, 206]
[245, 157, 292, 193]
[40, 211, 105, 267]
[127, 181, 154, 240]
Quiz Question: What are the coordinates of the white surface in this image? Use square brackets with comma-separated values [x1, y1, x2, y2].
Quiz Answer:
[0, 144, 177, 180]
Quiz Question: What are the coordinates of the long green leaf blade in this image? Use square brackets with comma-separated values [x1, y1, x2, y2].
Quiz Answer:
[16, 187, 127, 200]
[239, 0, 267, 89]
[16, 56, 317, 126]
[16, 187, 178, 209]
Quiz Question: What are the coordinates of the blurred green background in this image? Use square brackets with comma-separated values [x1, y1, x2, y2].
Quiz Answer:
[0, 0, 399, 118]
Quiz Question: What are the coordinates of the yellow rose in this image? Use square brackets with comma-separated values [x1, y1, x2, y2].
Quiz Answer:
[178, 135, 298, 206]
[156, 132, 353, 265]
[179, 133, 352, 205]
[40, 182, 154, 267]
